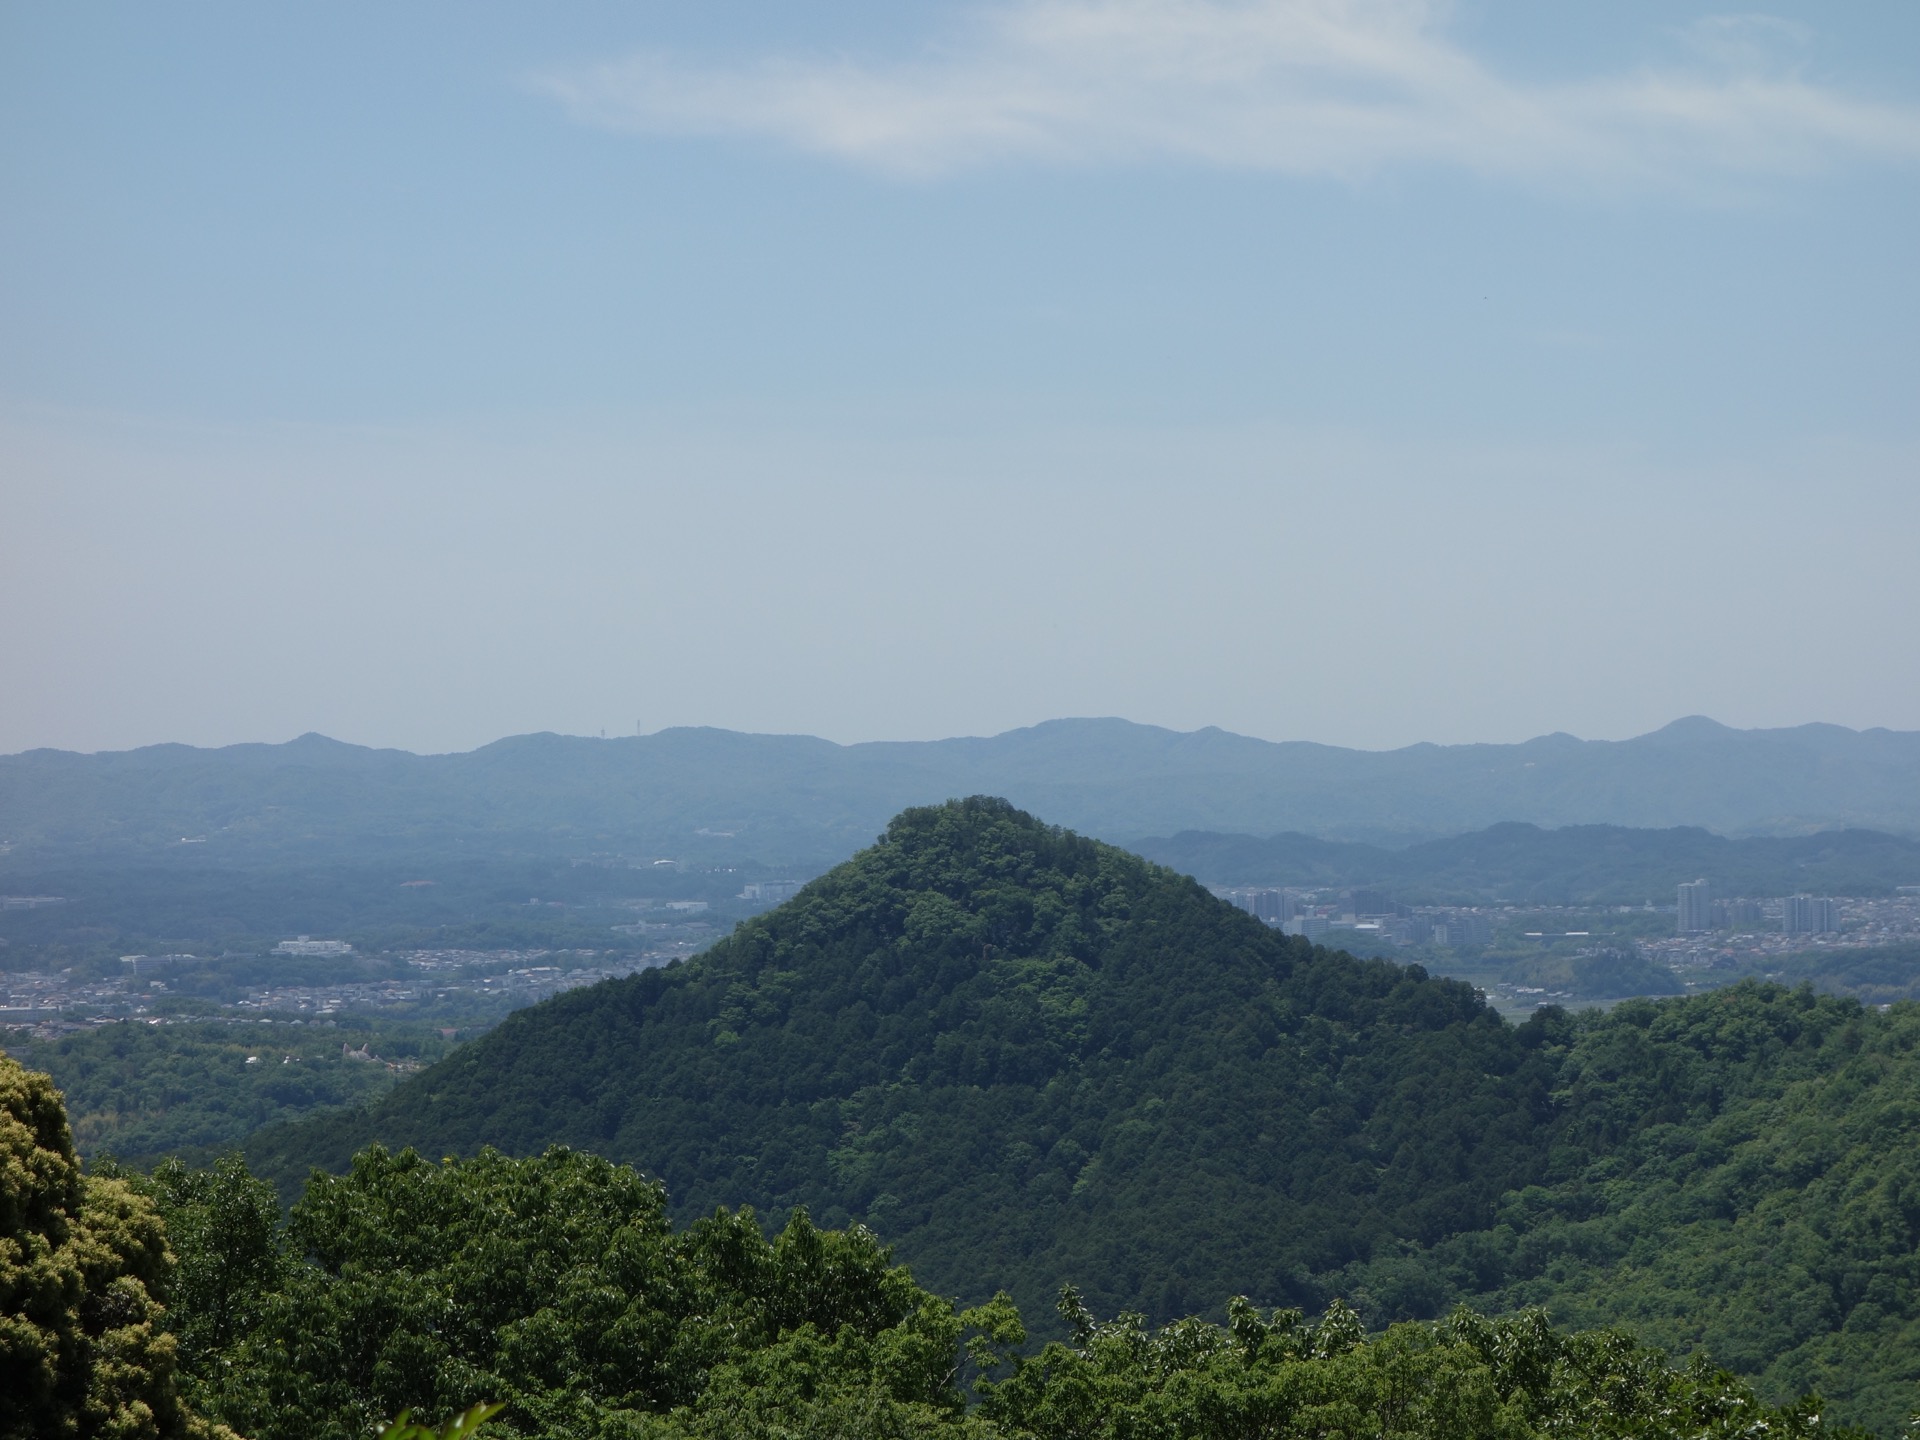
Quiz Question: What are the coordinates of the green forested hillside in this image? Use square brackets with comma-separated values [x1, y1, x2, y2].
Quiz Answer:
[252, 798, 1562, 1325]
[5, 1043, 1858, 1440]
[3, 1019, 450, 1163]
[246, 800, 1920, 1433]
[1337, 985, 1920, 1431]
[72, 1125, 1861, 1440]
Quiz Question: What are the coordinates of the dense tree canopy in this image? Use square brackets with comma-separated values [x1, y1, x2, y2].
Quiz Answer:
[5, 1023, 1902, 1438]
[144, 1140, 1870, 1440]
[1340, 983, 1920, 1434]
[148, 1142, 988, 1440]
[0, 1053, 224, 1440]
[975, 1292, 1859, 1440]
[8, 1021, 444, 1164]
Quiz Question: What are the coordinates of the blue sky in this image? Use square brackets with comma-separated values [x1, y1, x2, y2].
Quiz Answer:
[3, 2, 1917, 754]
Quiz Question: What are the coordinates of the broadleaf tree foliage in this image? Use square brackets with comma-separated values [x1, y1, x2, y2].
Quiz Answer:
[0, 1052, 229, 1440]
[141, 1139, 1869, 1440]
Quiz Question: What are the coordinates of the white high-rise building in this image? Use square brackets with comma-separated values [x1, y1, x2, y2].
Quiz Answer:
[1676, 879, 1713, 934]
[1782, 895, 1840, 936]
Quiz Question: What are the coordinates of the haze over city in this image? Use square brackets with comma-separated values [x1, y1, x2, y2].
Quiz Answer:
[6, 1, 1919, 755]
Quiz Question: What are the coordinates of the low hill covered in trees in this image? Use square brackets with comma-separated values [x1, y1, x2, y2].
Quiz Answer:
[245, 799, 1920, 1432]
[253, 798, 1567, 1323]
[2, 1052, 1864, 1440]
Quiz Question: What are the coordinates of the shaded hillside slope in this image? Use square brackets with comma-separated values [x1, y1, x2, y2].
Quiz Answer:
[7, 715, 1920, 866]
[252, 798, 1563, 1324]
[1347, 983, 1920, 1436]
[1135, 822, 1920, 901]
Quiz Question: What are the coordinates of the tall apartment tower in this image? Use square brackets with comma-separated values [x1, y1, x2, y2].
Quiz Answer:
[1260, 890, 1295, 925]
[1348, 888, 1393, 918]
[1676, 879, 1713, 934]
[1782, 895, 1840, 936]
[1228, 889, 1293, 926]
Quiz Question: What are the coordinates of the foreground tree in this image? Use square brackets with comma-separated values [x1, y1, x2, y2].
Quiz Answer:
[139, 1139, 1873, 1440]
[974, 1290, 1869, 1440]
[0, 1053, 226, 1440]
[167, 1143, 997, 1440]
[4, 1044, 1874, 1440]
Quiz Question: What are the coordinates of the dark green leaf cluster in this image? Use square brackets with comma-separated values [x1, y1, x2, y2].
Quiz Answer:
[150, 1142, 994, 1440]
[148, 1141, 1867, 1440]
[977, 1292, 1860, 1440]
[1338, 983, 1920, 1434]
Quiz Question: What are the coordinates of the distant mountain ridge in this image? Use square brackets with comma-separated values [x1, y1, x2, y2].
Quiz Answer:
[4, 715, 1919, 864]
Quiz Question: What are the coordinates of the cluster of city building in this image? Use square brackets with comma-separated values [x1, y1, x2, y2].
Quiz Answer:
[1213, 887, 1495, 948]
[1675, 880, 1844, 936]
[229, 955, 656, 1018]
[0, 942, 674, 1035]
[740, 880, 805, 904]
[271, 936, 356, 956]
[0, 968, 141, 1028]
[1648, 889, 1920, 973]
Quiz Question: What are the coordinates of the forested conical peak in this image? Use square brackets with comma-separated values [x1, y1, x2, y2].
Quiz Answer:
[882, 793, 1079, 850]
[874, 795, 1138, 894]
[268, 794, 1530, 1369]
[737, 794, 1230, 973]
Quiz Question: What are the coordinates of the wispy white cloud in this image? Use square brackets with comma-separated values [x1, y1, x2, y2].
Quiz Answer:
[534, 0, 1920, 187]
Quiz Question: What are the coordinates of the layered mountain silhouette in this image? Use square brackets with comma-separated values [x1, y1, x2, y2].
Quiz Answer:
[6, 716, 1920, 863]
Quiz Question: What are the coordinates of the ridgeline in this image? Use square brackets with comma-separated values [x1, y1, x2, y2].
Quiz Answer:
[8, 715, 1920, 867]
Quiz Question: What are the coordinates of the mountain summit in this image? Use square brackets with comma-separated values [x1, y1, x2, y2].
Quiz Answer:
[258, 797, 1560, 1322]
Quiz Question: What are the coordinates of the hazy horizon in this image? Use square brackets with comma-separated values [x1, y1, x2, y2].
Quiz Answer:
[6, 710, 1915, 763]
[6, 4, 1918, 756]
